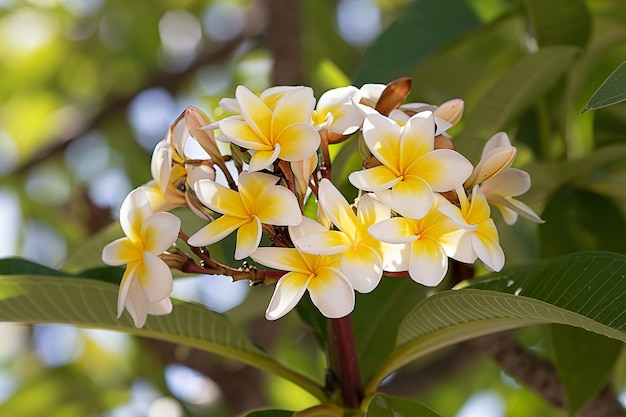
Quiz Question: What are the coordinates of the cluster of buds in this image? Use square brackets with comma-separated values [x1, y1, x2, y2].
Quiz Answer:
[102, 78, 542, 328]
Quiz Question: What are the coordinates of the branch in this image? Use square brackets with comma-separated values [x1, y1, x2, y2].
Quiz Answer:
[265, 0, 305, 85]
[467, 332, 626, 417]
[13, 15, 265, 176]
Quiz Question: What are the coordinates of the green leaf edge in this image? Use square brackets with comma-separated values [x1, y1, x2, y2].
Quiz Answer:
[0, 275, 326, 401]
[581, 60, 626, 113]
[364, 253, 626, 394]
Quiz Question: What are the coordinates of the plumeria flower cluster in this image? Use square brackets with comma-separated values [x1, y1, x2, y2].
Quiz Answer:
[102, 78, 543, 327]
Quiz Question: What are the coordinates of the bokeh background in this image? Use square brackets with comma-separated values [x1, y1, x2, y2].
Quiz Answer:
[1, 0, 626, 416]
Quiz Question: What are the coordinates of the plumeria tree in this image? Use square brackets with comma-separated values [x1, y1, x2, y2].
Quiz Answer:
[2, 0, 626, 416]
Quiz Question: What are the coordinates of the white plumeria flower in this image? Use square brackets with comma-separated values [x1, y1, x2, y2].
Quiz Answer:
[465, 132, 517, 187]
[480, 168, 544, 225]
[349, 112, 473, 219]
[217, 85, 321, 172]
[101, 188, 180, 328]
[250, 218, 355, 320]
[292, 179, 391, 293]
[368, 195, 465, 287]
[142, 139, 188, 212]
[313, 86, 364, 134]
[187, 171, 302, 260]
[439, 186, 505, 272]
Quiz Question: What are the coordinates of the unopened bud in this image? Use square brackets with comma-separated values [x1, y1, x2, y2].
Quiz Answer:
[434, 135, 455, 150]
[466, 146, 517, 186]
[375, 77, 412, 116]
[185, 107, 227, 171]
[434, 98, 464, 126]
[291, 154, 318, 199]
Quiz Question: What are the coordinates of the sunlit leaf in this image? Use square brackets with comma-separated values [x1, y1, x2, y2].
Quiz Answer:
[582, 60, 626, 113]
[523, 0, 591, 48]
[365, 393, 441, 417]
[550, 324, 623, 415]
[365, 252, 626, 393]
[0, 273, 326, 401]
[354, 0, 482, 84]
[456, 46, 579, 161]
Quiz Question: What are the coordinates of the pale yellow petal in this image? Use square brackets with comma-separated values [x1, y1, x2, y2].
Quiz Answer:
[137, 251, 174, 302]
[294, 231, 350, 255]
[251, 247, 310, 274]
[319, 179, 356, 238]
[102, 238, 141, 266]
[274, 123, 320, 161]
[408, 238, 448, 287]
[341, 246, 383, 293]
[141, 212, 181, 254]
[235, 217, 262, 260]
[187, 215, 249, 247]
[407, 149, 473, 192]
[349, 165, 401, 192]
[271, 87, 315, 136]
[237, 171, 279, 212]
[265, 271, 311, 320]
[194, 179, 247, 218]
[248, 146, 281, 172]
[219, 118, 272, 149]
[254, 184, 302, 226]
[308, 267, 354, 318]
[368, 217, 418, 244]
[362, 114, 401, 174]
[399, 113, 435, 170]
[236, 85, 272, 140]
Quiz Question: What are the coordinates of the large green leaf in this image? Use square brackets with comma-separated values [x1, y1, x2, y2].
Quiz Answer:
[364, 252, 626, 393]
[550, 324, 623, 415]
[456, 45, 579, 161]
[523, 0, 591, 48]
[354, 0, 482, 84]
[0, 273, 326, 401]
[365, 394, 441, 417]
[582, 60, 626, 113]
[539, 186, 626, 257]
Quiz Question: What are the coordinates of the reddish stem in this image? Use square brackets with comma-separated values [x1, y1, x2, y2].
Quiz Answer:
[329, 315, 363, 409]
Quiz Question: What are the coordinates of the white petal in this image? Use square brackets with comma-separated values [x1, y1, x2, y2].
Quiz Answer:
[119, 188, 153, 240]
[117, 263, 138, 318]
[141, 212, 181, 254]
[380, 242, 410, 272]
[368, 217, 418, 244]
[472, 233, 505, 272]
[265, 272, 310, 320]
[147, 297, 173, 316]
[137, 251, 174, 302]
[408, 239, 449, 287]
[125, 279, 149, 328]
[341, 246, 383, 293]
[308, 268, 355, 318]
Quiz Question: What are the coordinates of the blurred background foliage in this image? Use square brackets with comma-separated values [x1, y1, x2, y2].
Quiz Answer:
[1, 0, 626, 416]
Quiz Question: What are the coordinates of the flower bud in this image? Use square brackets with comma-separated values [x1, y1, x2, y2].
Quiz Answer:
[291, 154, 318, 199]
[375, 77, 412, 116]
[185, 107, 227, 170]
[434, 98, 464, 126]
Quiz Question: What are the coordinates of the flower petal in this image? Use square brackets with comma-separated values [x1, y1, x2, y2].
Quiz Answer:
[409, 149, 473, 192]
[251, 247, 310, 274]
[377, 176, 433, 219]
[236, 85, 272, 140]
[150, 140, 172, 195]
[362, 114, 401, 173]
[399, 113, 435, 168]
[194, 179, 247, 218]
[255, 185, 302, 226]
[119, 188, 153, 242]
[319, 179, 356, 238]
[349, 165, 401, 192]
[235, 217, 262, 260]
[274, 123, 320, 161]
[481, 168, 531, 197]
[117, 262, 139, 318]
[249, 146, 282, 172]
[124, 278, 149, 328]
[408, 238, 448, 287]
[341, 246, 383, 293]
[219, 118, 272, 150]
[265, 271, 310, 320]
[187, 215, 249, 247]
[137, 251, 173, 302]
[141, 212, 181, 254]
[294, 231, 350, 255]
[102, 238, 141, 266]
[368, 217, 418, 244]
[271, 87, 316, 134]
[147, 297, 173, 316]
[472, 227, 505, 272]
[308, 267, 355, 318]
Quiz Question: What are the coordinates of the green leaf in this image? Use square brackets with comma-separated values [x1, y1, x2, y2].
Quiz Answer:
[354, 0, 482, 84]
[523, 0, 591, 48]
[550, 324, 623, 415]
[582, 60, 626, 113]
[0, 274, 326, 401]
[365, 252, 626, 393]
[365, 393, 442, 417]
[456, 46, 579, 162]
[0, 258, 67, 276]
[62, 223, 122, 273]
[539, 186, 626, 257]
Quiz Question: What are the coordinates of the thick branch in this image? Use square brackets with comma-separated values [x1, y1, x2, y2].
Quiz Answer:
[265, 0, 305, 85]
[468, 332, 626, 417]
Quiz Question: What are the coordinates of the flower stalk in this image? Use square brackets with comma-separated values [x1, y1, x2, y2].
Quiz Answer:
[328, 314, 363, 410]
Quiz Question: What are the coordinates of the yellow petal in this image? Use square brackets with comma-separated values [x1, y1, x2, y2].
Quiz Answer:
[318, 179, 356, 238]
[408, 237, 448, 287]
[308, 267, 355, 318]
[194, 179, 247, 218]
[254, 184, 302, 226]
[137, 251, 173, 302]
[219, 118, 272, 149]
[141, 212, 181, 254]
[349, 165, 401, 192]
[274, 123, 320, 162]
[271, 87, 315, 136]
[248, 146, 281, 172]
[251, 247, 311, 274]
[236, 85, 272, 140]
[187, 215, 249, 247]
[102, 238, 142, 266]
[265, 271, 311, 320]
